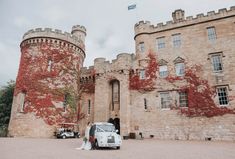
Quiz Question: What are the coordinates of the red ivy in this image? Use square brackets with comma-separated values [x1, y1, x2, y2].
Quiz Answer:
[14, 42, 81, 125]
[166, 65, 235, 117]
[129, 53, 158, 91]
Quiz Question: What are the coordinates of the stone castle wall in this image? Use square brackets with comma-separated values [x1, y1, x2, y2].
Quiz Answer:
[8, 6, 235, 140]
[81, 6, 235, 140]
[8, 25, 86, 137]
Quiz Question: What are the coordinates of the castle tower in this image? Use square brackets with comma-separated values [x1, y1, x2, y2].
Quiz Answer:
[172, 9, 185, 22]
[71, 25, 86, 43]
[8, 25, 86, 137]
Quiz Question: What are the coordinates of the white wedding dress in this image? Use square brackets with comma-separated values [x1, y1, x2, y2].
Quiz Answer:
[76, 126, 91, 150]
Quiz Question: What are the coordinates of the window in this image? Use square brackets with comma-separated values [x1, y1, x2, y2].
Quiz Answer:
[139, 70, 145, 80]
[179, 92, 188, 107]
[172, 34, 181, 48]
[159, 65, 168, 78]
[211, 55, 223, 72]
[217, 87, 229, 105]
[139, 42, 145, 52]
[111, 80, 120, 111]
[175, 63, 185, 76]
[156, 37, 165, 49]
[47, 59, 53, 72]
[160, 92, 171, 109]
[88, 100, 91, 114]
[207, 27, 216, 41]
[20, 92, 26, 112]
[63, 94, 68, 112]
[144, 98, 147, 110]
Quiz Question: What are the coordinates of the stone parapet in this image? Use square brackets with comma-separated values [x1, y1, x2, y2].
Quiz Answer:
[22, 27, 85, 52]
[134, 6, 235, 37]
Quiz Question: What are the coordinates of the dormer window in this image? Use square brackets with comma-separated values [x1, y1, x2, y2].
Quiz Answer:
[175, 63, 185, 76]
[159, 65, 168, 78]
[174, 57, 185, 76]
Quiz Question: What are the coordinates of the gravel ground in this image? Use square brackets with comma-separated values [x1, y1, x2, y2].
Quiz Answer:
[1, 138, 235, 159]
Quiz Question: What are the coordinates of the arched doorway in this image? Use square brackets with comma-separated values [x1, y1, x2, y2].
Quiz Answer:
[109, 79, 120, 134]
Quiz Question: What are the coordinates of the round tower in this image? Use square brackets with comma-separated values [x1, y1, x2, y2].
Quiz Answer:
[71, 25, 86, 43]
[134, 21, 152, 60]
[8, 25, 86, 137]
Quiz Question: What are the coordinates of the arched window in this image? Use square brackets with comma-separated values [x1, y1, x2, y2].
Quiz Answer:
[111, 80, 120, 111]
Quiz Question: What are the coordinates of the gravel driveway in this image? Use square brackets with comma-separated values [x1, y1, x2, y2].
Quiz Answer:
[1, 138, 235, 159]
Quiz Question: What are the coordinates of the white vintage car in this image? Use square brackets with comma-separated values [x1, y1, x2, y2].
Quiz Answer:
[90, 122, 122, 149]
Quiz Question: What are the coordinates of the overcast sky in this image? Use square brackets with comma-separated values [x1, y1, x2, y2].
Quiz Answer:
[0, 0, 234, 86]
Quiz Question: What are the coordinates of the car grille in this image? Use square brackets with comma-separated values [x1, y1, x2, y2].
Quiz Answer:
[107, 136, 115, 143]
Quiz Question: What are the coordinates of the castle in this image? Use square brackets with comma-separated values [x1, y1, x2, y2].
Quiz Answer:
[9, 6, 235, 140]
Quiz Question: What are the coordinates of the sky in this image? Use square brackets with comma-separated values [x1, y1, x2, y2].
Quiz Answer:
[0, 0, 234, 86]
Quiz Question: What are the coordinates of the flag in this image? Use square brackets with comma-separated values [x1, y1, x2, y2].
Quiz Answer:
[128, 4, 136, 10]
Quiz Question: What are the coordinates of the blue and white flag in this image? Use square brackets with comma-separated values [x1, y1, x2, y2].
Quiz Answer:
[128, 4, 136, 10]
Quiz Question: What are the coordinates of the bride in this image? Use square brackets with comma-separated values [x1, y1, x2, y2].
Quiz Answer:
[76, 122, 91, 150]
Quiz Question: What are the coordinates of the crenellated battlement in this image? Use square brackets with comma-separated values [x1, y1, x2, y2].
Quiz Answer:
[134, 6, 235, 37]
[22, 27, 85, 51]
[94, 53, 134, 74]
[72, 25, 86, 35]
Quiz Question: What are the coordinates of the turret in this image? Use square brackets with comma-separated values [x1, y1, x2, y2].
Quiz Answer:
[172, 9, 185, 22]
[71, 25, 87, 43]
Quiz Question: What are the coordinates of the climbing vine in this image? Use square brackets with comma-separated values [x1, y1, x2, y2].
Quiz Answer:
[129, 53, 158, 91]
[166, 65, 235, 117]
[15, 42, 82, 125]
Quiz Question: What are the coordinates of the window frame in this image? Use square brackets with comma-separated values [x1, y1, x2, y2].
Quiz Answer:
[47, 59, 53, 72]
[159, 65, 168, 78]
[175, 62, 185, 76]
[172, 33, 181, 48]
[144, 98, 147, 110]
[139, 42, 145, 53]
[217, 87, 229, 106]
[207, 26, 217, 41]
[211, 54, 223, 72]
[139, 69, 146, 80]
[179, 91, 188, 107]
[88, 99, 91, 114]
[156, 37, 165, 50]
[160, 92, 171, 109]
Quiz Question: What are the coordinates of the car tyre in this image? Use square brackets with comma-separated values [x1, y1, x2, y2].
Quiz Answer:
[62, 135, 66, 139]
[116, 146, 120, 150]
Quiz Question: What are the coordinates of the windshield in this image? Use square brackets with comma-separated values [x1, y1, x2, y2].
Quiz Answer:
[97, 125, 115, 132]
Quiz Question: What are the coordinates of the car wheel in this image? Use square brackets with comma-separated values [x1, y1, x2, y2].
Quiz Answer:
[95, 140, 99, 149]
[62, 135, 66, 139]
[116, 146, 120, 150]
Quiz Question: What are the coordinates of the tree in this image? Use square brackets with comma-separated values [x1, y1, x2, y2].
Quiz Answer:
[0, 80, 15, 136]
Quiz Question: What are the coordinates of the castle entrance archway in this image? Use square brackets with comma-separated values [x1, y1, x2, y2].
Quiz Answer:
[108, 79, 120, 134]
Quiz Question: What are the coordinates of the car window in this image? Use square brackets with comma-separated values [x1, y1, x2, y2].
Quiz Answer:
[96, 125, 115, 132]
